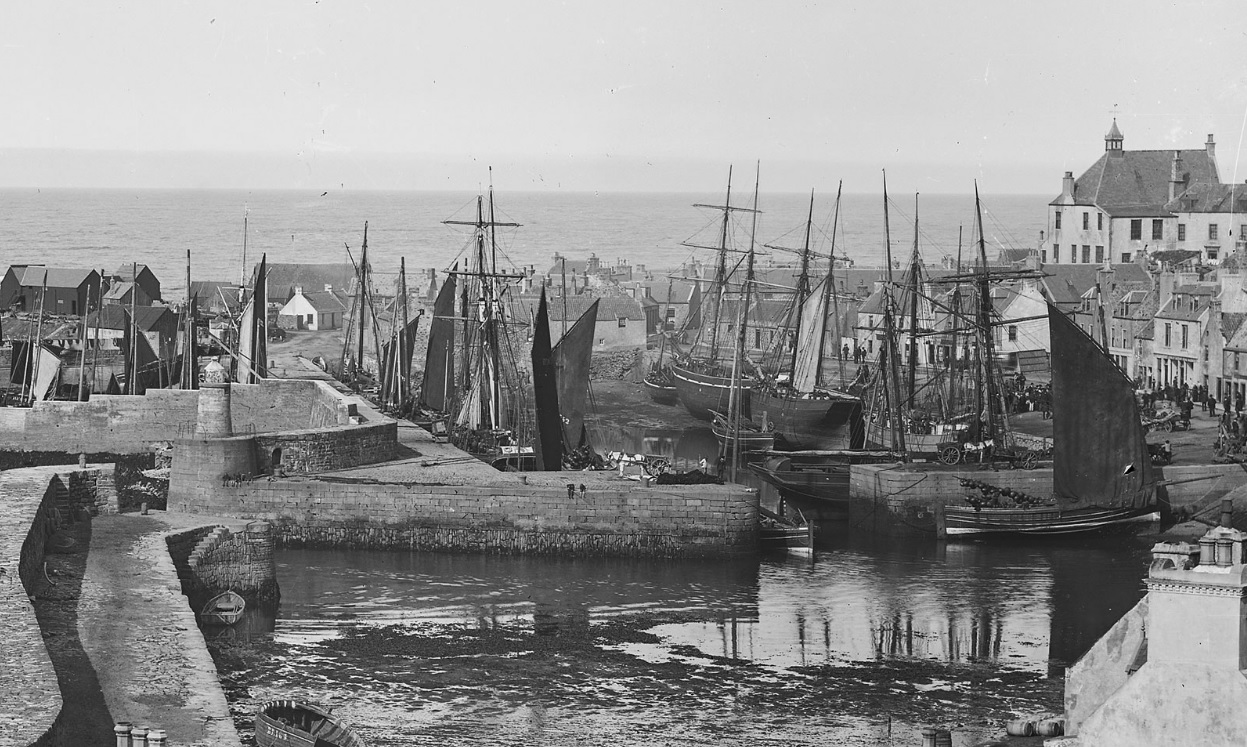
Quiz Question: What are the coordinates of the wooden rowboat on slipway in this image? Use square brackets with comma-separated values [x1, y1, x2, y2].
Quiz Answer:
[199, 590, 245, 626]
[255, 700, 368, 747]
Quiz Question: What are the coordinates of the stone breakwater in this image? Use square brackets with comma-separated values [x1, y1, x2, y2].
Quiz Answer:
[0, 464, 256, 747]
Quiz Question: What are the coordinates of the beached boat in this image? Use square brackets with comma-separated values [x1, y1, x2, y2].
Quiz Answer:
[943, 302, 1160, 536]
[642, 371, 678, 405]
[200, 590, 245, 626]
[672, 167, 758, 422]
[754, 184, 863, 449]
[748, 450, 899, 521]
[255, 700, 367, 747]
[758, 505, 813, 554]
[710, 409, 776, 452]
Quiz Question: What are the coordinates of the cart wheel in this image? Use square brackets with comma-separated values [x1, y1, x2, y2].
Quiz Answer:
[938, 444, 961, 465]
[645, 458, 670, 476]
[1020, 452, 1038, 470]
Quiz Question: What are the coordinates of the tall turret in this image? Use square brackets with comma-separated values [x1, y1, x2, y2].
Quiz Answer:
[1105, 118, 1124, 154]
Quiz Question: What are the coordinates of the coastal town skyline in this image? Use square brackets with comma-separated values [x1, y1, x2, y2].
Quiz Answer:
[4, 1, 1247, 193]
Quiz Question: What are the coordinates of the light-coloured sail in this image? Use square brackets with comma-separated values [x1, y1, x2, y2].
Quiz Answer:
[236, 296, 257, 383]
[790, 276, 829, 392]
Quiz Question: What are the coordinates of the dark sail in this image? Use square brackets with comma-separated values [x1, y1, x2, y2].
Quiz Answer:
[1050, 303, 1154, 510]
[420, 267, 457, 412]
[553, 299, 598, 448]
[531, 290, 563, 470]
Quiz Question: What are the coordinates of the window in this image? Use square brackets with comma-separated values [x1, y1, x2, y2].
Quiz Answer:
[1008, 325, 1018, 342]
[1071, 245, 1077, 262]
[1053, 244, 1060, 262]
[1237, 352, 1242, 371]
[1130, 220, 1142, 240]
[618, 316, 627, 328]
[1055, 211, 1062, 229]
[1152, 220, 1163, 240]
[1164, 323, 1171, 347]
[1082, 245, 1091, 263]
[1178, 223, 1186, 241]
[1209, 250, 1220, 261]
[1083, 212, 1089, 230]
[754, 329, 761, 348]
[1122, 252, 1132, 263]
[1182, 325, 1189, 349]
[305, 314, 313, 325]
[1097, 213, 1103, 230]
[1095, 246, 1104, 263]
[1042, 248, 1047, 263]
[1210, 224, 1219, 241]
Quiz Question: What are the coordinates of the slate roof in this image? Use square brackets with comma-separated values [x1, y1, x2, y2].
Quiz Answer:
[103, 281, 135, 301]
[256, 263, 357, 300]
[85, 304, 177, 332]
[1040, 264, 1152, 306]
[1222, 313, 1247, 342]
[16, 267, 97, 289]
[294, 290, 348, 313]
[1156, 295, 1211, 322]
[112, 264, 152, 281]
[1054, 149, 1220, 217]
[1165, 182, 1247, 214]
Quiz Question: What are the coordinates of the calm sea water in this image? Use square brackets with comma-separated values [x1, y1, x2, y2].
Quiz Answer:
[0, 189, 1047, 298]
[210, 534, 1150, 747]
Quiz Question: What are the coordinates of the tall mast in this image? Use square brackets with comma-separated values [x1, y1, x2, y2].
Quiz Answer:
[728, 164, 760, 483]
[708, 167, 733, 365]
[90, 269, 104, 397]
[974, 184, 1000, 443]
[357, 222, 368, 379]
[786, 189, 816, 378]
[399, 256, 409, 413]
[76, 272, 95, 400]
[239, 208, 249, 302]
[818, 181, 844, 389]
[29, 274, 47, 402]
[881, 172, 907, 455]
[129, 262, 138, 395]
[947, 226, 964, 418]
[907, 195, 921, 407]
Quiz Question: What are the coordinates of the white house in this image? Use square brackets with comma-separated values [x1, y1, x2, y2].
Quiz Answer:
[278, 287, 346, 331]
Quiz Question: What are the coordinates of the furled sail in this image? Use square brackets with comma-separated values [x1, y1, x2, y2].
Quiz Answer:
[1050, 303, 1155, 509]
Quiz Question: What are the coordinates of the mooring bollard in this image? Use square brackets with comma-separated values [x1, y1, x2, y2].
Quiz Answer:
[130, 726, 148, 747]
[114, 722, 132, 747]
[146, 728, 167, 746]
[78, 453, 87, 468]
[141, 502, 149, 515]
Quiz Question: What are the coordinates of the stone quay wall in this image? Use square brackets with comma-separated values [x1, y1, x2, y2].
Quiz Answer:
[169, 477, 760, 558]
[165, 522, 278, 608]
[0, 466, 107, 747]
[0, 378, 351, 454]
[252, 421, 398, 476]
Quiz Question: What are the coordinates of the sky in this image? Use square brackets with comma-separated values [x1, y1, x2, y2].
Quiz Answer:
[2, 0, 1247, 193]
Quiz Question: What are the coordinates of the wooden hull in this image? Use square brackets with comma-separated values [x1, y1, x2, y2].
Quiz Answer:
[943, 504, 1161, 537]
[200, 590, 245, 627]
[710, 411, 775, 451]
[255, 700, 367, 747]
[672, 364, 750, 421]
[754, 389, 861, 450]
[748, 453, 897, 522]
[642, 377, 678, 405]
[759, 505, 813, 555]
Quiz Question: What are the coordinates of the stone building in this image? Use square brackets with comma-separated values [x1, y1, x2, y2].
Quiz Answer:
[1045, 120, 1221, 265]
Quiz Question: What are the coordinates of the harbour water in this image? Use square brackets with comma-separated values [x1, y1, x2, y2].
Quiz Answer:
[209, 530, 1151, 746]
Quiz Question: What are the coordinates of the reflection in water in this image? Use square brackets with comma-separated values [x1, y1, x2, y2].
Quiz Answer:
[205, 532, 1154, 746]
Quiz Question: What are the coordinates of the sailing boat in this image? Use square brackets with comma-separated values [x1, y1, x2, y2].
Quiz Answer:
[642, 278, 680, 405]
[671, 168, 760, 421]
[943, 302, 1160, 535]
[235, 254, 268, 384]
[754, 184, 862, 450]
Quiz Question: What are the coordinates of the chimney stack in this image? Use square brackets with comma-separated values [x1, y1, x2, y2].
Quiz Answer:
[1207, 134, 1217, 161]
[1169, 151, 1185, 202]
[1060, 171, 1076, 202]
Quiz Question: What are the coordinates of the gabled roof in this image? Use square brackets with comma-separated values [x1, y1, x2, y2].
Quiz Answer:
[103, 281, 135, 301]
[112, 264, 154, 281]
[1054, 148, 1220, 217]
[1156, 296, 1210, 322]
[1040, 263, 1152, 305]
[1222, 312, 1247, 342]
[15, 266, 97, 290]
[85, 304, 177, 332]
[287, 289, 347, 314]
[256, 263, 356, 298]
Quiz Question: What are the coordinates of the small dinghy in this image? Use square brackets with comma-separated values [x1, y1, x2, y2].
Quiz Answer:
[200, 590, 245, 626]
[255, 700, 367, 747]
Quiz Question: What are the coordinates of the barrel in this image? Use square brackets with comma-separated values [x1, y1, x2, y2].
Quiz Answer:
[1005, 718, 1035, 737]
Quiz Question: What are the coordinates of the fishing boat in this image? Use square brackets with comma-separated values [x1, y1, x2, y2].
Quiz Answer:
[710, 409, 776, 452]
[754, 184, 863, 449]
[943, 302, 1160, 536]
[255, 700, 367, 747]
[642, 366, 678, 405]
[200, 590, 245, 626]
[747, 449, 900, 522]
[758, 504, 813, 554]
[671, 167, 759, 421]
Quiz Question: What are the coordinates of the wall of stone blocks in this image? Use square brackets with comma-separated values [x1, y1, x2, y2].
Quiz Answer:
[170, 477, 759, 558]
[252, 421, 397, 475]
[229, 379, 348, 433]
[166, 523, 278, 607]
